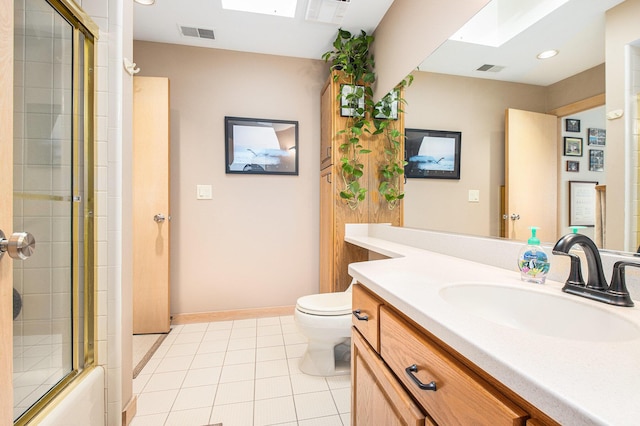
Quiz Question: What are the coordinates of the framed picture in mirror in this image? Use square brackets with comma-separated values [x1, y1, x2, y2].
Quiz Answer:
[565, 118, 580, 132]
[588, 128, 606, 146]
[589, 149, 604, 172]
[566, 160, 579, 172]
[404, 129, 461, 179]
[569, 180, 598, 227]
[563, 137, 582, 156]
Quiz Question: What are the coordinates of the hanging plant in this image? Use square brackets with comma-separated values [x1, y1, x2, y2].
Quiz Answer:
[322, 29, 376, 209]
[373, 75, 414, 210]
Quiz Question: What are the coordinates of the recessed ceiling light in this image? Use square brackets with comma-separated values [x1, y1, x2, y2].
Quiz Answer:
[221, 0, 297, 18]
[134, 0, 155, 5]
[537, 49, 559, 59]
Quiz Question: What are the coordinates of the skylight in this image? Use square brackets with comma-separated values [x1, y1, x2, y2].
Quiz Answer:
[221, 0, 298, 18]
[449, 0, 570, 47]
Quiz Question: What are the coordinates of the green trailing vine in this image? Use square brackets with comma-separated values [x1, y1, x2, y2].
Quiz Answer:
[373, 75, 414, 210]
[322, 29, 376, 209]
[322, 29, 413, 210]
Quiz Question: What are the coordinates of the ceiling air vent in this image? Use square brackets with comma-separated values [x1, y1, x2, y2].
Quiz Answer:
[179, 25, 215, 40]
[476, 64, 505, 73]
[306, 0, 350, 25]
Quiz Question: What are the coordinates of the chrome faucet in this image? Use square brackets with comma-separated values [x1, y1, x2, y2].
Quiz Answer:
[552, 233, 636, 307]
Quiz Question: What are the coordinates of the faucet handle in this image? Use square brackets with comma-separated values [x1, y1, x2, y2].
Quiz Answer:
[552, 252, 585, 287]
[608, 261, 637, 307]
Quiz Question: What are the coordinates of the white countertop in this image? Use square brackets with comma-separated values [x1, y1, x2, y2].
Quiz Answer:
[345, 227, 640, 425]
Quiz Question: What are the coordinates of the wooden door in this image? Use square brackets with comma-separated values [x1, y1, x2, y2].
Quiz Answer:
[133, 77, 171, 334]
[0, 0, 14, 420]
[505, 108, 558, 243]
[352, 331, 427, 426]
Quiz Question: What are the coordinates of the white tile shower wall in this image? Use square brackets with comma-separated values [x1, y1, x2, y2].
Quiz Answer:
[79, 0, 133, 423]
[79, 0, 116, 423]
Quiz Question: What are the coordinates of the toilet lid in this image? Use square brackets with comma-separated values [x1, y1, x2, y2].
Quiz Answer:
[296, 292, 352, 316]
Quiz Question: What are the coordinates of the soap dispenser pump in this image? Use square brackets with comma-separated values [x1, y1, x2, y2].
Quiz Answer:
[517, 227, 550, 284]
[569, 226, 586, 234]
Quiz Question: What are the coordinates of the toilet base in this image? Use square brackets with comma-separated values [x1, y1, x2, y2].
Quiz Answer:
[299, 339, 351, 377]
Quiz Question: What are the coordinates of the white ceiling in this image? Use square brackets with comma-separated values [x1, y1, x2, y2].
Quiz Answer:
[133, 0, 625, 86]
[132, 0, 394, 61]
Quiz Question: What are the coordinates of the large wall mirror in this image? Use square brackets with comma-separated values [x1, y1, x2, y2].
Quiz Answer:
[399, 0, 640, 254]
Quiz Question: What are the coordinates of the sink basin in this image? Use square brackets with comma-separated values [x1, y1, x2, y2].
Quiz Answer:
[439, 283, 640, 342]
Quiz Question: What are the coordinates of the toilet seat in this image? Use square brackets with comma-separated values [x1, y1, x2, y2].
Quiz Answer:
[296, 292, 352, 316]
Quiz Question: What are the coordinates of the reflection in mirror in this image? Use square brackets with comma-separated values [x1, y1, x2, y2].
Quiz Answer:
[399, 0, 640, 255]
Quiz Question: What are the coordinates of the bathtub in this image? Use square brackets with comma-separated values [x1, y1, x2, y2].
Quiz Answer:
[35, 366, 105, 426]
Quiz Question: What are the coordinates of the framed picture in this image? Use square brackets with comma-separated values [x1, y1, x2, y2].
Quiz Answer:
[405, 129, 461, 179]
[374, 89, 398, 120]
[589, 149, 604, 172]
[340, 84, 365, 117]
[565, 118, 580, 132]
[563, 137, 583, 156]
[569, 181, 598, 227]
[588, 128, 606, 146]
[224, 116, 298, 175]
[566, 160, 579, 172]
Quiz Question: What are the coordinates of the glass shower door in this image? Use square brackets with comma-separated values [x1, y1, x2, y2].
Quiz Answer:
[12, 0, 78, 420]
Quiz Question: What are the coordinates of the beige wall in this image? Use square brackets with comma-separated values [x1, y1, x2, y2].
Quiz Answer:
[133, 40, 607, 314]
[546, 64, 605, 112]
[133, 41, 327, 315]
[403, 72, 548, 237]
[372, 0, 490, 100]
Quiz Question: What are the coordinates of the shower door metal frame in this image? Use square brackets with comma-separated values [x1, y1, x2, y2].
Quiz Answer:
[1, 0, 98, 424]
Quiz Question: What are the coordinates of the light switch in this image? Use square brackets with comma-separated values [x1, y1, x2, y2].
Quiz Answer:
[197, 184, 212, 200]
[468, 189, 480, 203]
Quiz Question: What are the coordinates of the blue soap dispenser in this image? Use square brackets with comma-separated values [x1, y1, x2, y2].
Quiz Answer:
[517, 227, 550, 284]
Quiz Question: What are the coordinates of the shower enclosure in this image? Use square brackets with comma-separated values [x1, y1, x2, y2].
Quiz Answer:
[7, 0, 96, 423]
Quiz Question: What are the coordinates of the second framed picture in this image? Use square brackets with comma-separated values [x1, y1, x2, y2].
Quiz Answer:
[566, 160, 579, 172]
[563, 137, 583, 156]
[565, 118, 580, 132]
[404, 129, 461, 179]
[589, 149, 604, 172]
[224, 116, 299, 175]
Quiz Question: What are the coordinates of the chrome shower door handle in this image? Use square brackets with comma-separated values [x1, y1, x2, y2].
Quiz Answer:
[0, 230, 36, 260]
[153, 214, 166, 223]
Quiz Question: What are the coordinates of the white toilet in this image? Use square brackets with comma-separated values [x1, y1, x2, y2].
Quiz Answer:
[294, 285, 353, 376]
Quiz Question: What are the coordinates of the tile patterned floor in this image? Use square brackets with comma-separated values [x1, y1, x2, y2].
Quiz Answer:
[131, 316, 351, 426]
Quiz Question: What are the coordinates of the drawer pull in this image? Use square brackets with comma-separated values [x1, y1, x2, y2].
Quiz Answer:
[406, 364, 437, 391]
[352, 309, 369, 321]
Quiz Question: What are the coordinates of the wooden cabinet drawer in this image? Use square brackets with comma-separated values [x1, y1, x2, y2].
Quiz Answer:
[352, 284, 382, 352]
[380, 306, 528, 425]
[353, 329, 431, 426]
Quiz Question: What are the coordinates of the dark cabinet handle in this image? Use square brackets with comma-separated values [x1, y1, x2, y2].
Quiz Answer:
[352, 309, 368, 321]
[405, 364, 437, 391]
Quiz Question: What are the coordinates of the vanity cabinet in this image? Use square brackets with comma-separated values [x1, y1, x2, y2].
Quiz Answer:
[353, 330, 433, 426]
[319, 72, 404, 293]
[352, 284, 559, 426]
